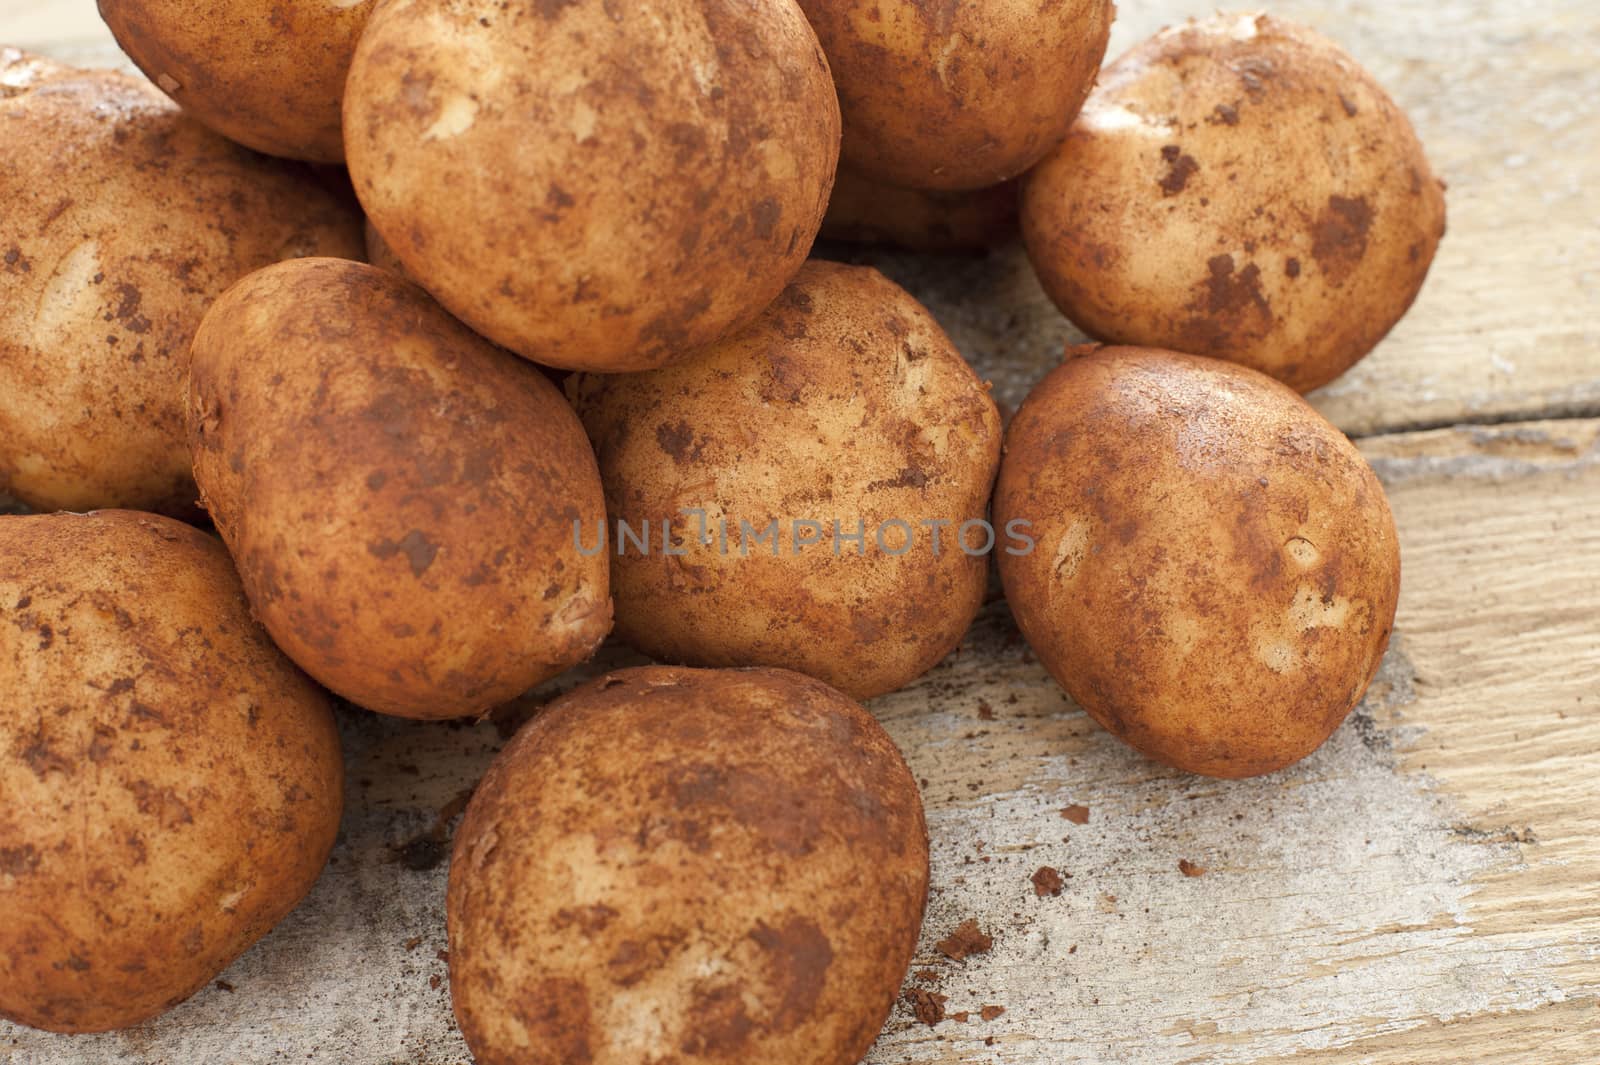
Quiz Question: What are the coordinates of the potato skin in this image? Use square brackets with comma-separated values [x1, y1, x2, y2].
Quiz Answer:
[97, 0, 376, 162]
[820, 166, 1019, 252]
[187, 259, 611, 720]
[994, 347, 1400, 779]
[567, 261, 1002, 700]
[797, 0, 1113, 190]
[0, 52, 364, 519]
[447, 666, 929, 1065]
[0, 510, 342, 1033]
[1022, 13, 1448, 393]
[345, 0, 840, 373]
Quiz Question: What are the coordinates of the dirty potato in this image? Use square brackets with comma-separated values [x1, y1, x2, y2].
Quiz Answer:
[0, 52, 364, 519]
[567, 261, 1002, 700]
[448, 666, 929, 1065]
[344, 0, 840, 372]
[98, 0, 376, 162]
[1022, 13, 1448, 392]
[187, 259, 611, 720]
[821, 166, 1019, 252]
[993, 347, 1401, 779]
[0, 510, 342, 1034]
[797, 0, 1113, 190]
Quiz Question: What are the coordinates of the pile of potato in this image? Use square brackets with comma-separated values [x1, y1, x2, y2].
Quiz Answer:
[0, 1, 1443, 1060]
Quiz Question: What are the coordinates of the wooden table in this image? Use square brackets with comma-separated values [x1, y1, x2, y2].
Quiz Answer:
[3, 2, 1597, 1063]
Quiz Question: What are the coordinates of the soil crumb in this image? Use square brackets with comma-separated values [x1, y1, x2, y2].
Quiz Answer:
[1032, 866, 1065, 897]
[937, 919, 994, 961]
[907, 987, 948, 1026]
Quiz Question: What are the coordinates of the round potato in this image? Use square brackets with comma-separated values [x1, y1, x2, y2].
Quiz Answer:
[567, 260, 1002, 700]
[98, 0, 376, 162]
[820, 166, 1019, 252]
[345, 0, 840, 373]
[187, 259, 611, 720]
[0, 510, 342, 1033]
[1022, 13, 1448, 393]
[448, 665, 929, 1065]
[0, 52, 364, 519]
[994, 347, 1400, 779]
[796, 0, 1113, 190]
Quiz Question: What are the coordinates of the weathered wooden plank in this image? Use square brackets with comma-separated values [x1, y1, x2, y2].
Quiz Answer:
[0, 0, 122, 64]
[4, 419, 1596, 1064]
[1249, 998, 1600, 1065]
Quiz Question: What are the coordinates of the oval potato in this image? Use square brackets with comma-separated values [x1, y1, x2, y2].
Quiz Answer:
[345, 0, 841, 372]
[0, 510, 342, 1033]
[448, 665, 929, 1065]
[187, 259, 611, 720]
[0, 52, 364, 518]
[98, 0, 376, 162]
[797, 0, 1113, 190]
[1022, 13, 1448, 392]
[567, 260, 1002, 700]
[994, 347, 1401, 778]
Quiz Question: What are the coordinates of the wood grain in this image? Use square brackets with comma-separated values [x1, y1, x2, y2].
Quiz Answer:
[2, 1, 1598, 1063]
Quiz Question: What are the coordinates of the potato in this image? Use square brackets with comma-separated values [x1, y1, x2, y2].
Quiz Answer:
[993, 347, 1400, 779]
[796, 0, 1113, 190]
[0, 510, 342, 1033]
[344, 0, 840, 373]
[0, 52, 364, 519]
[98, 0, 376, 162]
[1022, 13, 1448, 393]
[567, 260, 1002, 699]
[448, 666, 928, 1065]
[820, 166, 1019, 252]
[186, 258, 611, 720]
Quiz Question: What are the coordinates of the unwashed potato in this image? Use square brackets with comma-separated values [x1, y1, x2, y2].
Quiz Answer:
[187, 258, 611, 720]
[98, 0, 377, 162]
[0, 51, 364, 519]
[567, 260, 1002, 700]
[796, 0, 1113, 190]
[0, 510, 342, 1034]
[820, 166, 1019, 252]
[994, 347, 1400, 779]
[448, 666, 929, 1065]
[345, 0, 840, 373]
[1023, 13, 1448, 393]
